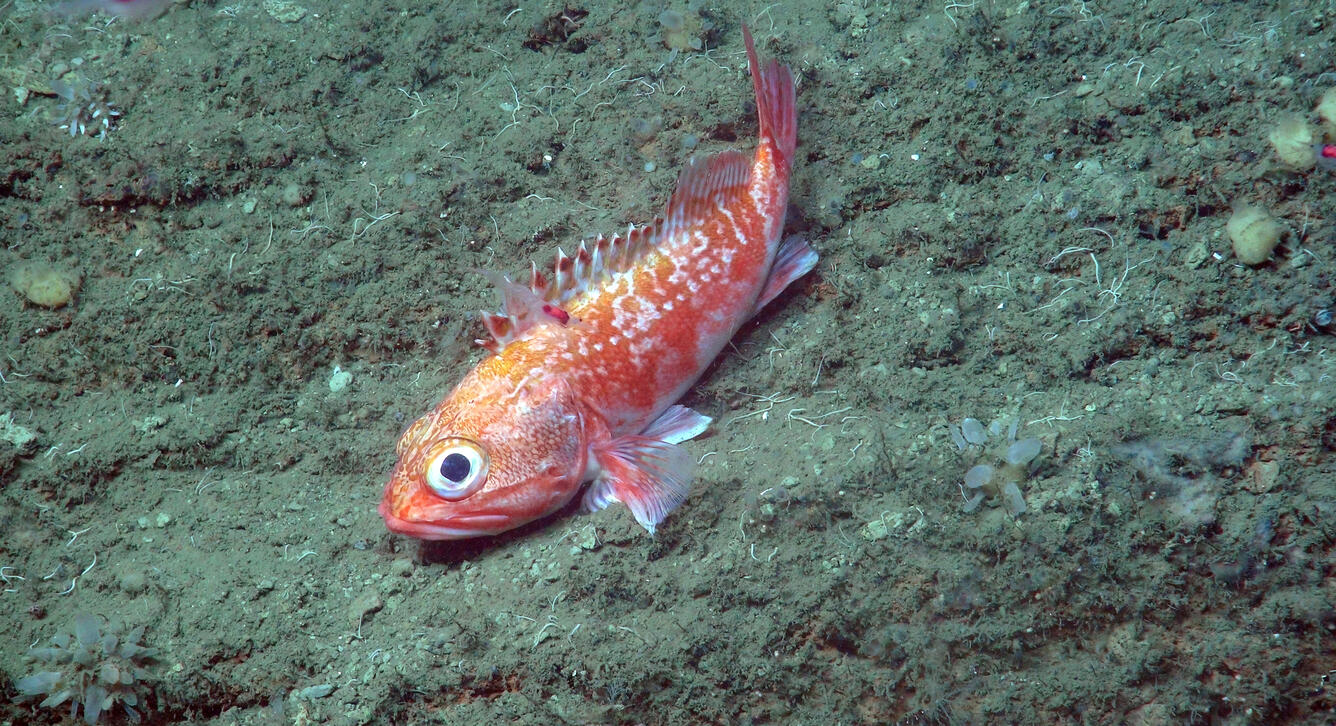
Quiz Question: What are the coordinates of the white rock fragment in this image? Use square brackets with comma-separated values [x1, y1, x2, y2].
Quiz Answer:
[859, 509, 925, 541]
[860, 518, 891, 541]
[297, 683, 333, 699]
[1001, 482, 1027, 516]
[328, 365, 352, 394]
[264, 0, 308, 23]
[1, 412, 37, 450]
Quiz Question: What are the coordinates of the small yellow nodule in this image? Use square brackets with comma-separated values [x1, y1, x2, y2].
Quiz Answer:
[1316, 87, 1336, 140]
[1226, 205, 1283, 267]
[8, 261, 81, 308]
[1268, 114, 1315, 169]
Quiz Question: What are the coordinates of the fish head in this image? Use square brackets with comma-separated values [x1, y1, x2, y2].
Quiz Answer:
[380, 372, 588, 540]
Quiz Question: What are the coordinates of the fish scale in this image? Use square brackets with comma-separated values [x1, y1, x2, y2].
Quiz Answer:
[380, 26, 817, 541]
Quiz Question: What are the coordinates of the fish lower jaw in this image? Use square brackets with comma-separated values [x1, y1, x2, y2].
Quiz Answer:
[379, 507, 516, 541]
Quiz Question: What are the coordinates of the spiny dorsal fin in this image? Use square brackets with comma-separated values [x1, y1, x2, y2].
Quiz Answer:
[476, 270, 568, 353]
[529, 261, 550, 298]
[525, 150, 751, 312]
[536, 222, 660, 309]
[482, 149, 752, 354]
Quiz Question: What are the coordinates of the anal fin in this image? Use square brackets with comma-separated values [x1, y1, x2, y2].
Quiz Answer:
[755, 235, 818, 313]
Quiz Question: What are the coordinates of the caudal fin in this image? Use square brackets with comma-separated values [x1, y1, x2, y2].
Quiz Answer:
[742, 25, 796, 165]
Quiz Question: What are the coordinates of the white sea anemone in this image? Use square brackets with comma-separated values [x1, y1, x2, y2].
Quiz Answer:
[12, 614, 156, 724]
[952, 416, 1042, 516]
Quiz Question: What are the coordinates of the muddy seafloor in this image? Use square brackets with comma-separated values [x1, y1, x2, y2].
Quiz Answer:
[1, 0, 1333, 724]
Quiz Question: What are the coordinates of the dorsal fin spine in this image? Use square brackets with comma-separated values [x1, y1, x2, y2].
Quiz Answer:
[481, 312, 512, 347]
[529, 262, 551, 300]
[575, 242, 594, 284]
[588, 237, 605, 281]
[553, 249, 572, 297]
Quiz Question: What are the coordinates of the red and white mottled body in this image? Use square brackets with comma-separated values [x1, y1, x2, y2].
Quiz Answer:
[380, 27, 816, 540]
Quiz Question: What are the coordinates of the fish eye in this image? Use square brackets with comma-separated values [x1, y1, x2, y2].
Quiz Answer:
[423, 439, 489, 500]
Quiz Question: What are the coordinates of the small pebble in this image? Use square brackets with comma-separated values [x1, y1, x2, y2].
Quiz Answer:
[120, 571, 148, 595]
[1001, 482, 1027, 516]
[281, 183, 302, 207]
[329, 366, 352, 394]
[298, 684, 333, 699]
[349, 590, 384, 623]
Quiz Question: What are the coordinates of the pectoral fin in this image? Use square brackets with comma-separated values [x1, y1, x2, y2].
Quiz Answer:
[583, 434, 694, 536]
[641, 404, 711, 444]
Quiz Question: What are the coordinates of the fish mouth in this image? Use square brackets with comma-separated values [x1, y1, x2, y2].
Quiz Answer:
[378, 498, 514, 541]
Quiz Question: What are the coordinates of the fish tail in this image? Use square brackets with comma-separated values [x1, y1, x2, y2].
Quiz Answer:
[743, 24, 796, 165]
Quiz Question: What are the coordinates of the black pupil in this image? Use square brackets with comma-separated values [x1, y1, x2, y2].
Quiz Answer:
[440, 452, 471, 483]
